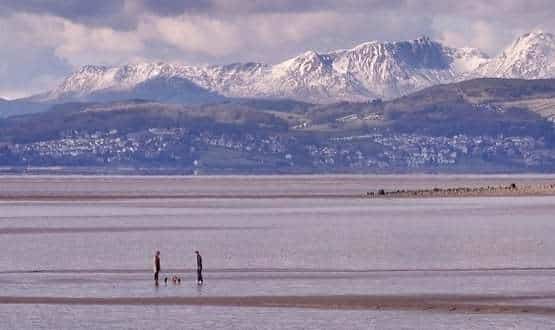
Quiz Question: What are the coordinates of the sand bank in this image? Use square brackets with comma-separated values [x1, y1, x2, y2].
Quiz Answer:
[0, 183, 554, 201]
[367, 183, 555, 198]
[1, 294, 554, 315]
[0, 226, 265, 235]
[0, 183, 555, 202]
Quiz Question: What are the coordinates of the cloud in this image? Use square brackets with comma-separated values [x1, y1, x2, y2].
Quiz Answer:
[0, 0, 135, 29]
[141, 15, 243, 57]
[140, 0, 213, 16]
[2, 1, 554, 30]
[0, 44, 71, 99]
[0, 14, 71, 98]
[0, 0, 123, 17]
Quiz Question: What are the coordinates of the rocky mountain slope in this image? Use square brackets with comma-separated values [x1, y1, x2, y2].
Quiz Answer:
[473, 31, 555, 79]
[14, 31, 555, 107]
[32, 37, 489, 104]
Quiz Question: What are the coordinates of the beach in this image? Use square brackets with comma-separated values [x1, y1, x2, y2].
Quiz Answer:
[2, 175, 555, 329]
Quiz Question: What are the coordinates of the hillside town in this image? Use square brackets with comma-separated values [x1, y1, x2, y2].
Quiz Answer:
[1, 128, 553, 173]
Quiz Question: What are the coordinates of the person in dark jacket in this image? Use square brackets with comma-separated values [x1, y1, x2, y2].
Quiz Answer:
[195, 251, 203, 285]
[153, 251, 161, 286]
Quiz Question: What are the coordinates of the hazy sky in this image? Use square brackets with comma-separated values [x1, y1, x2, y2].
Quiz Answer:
[1, 0, 555, 99]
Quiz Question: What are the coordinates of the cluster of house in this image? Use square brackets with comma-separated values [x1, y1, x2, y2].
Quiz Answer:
[1, 128, 552, 171]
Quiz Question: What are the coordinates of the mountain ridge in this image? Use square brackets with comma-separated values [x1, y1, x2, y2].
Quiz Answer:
[473, 30, 555, 79]
[31, 36, 490, 104]
[17, 31, 555, 106]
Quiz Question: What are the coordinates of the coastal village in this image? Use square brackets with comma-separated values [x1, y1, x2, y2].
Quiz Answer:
[1, 128, 552, 172]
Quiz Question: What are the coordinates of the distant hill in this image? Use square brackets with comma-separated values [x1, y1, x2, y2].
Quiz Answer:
[2, 78, 554, 141]
[0, 99, 51, 118]
[1, 78, 554, 173]
[393, 78, 555, 105]
[385, 78, 555, 126]
[301, 78, 555, 135]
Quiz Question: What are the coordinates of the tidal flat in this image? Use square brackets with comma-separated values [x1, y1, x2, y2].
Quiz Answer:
[1, 175, 555, 329]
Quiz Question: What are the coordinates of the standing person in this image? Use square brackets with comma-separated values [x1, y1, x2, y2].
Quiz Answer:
[195, 251, 203, 285]
[153, 251, 161, 286]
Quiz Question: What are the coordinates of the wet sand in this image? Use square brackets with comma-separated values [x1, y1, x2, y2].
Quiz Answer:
[3, 175, 555, 326]
[1, 174, 554, 201]
[0, 226, 266, 235]
[1, 294, 554, 315]
[3, 266, 555, 275]
[0, 185, 554, 201]
[366, 183, 555, 198]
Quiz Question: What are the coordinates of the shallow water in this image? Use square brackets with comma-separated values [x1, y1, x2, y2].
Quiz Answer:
[2, 305, 555, 330]
[1, 175, 555, 329]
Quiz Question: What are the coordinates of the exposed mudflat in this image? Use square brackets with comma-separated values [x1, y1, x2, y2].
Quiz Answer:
[2, 175, 555, 329]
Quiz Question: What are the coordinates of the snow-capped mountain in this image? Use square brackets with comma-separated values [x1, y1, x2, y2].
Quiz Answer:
[32, 32, 555, 104]
[35, 64, 224, 104]
[473, 31, 555, 79]
[34, 37, 487, 104]
[327, 37, 488, 99]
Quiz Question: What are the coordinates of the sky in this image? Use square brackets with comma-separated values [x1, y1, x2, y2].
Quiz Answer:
[1, 0, 555, 99]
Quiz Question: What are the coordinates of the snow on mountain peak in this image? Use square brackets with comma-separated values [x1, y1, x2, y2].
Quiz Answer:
[521, 29, 551, 41]
[42, 37, 490, 103]
[473, 31, 555, 79]
[36, 32, 555, 104]
[507, 30, 555, 55]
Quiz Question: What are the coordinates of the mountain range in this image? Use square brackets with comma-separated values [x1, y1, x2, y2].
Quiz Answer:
[1, 31, 555, 173]
[20, 30, 555, 106]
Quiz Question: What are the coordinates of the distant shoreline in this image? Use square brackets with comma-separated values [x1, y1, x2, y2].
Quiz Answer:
[2, 167, 555, 176]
